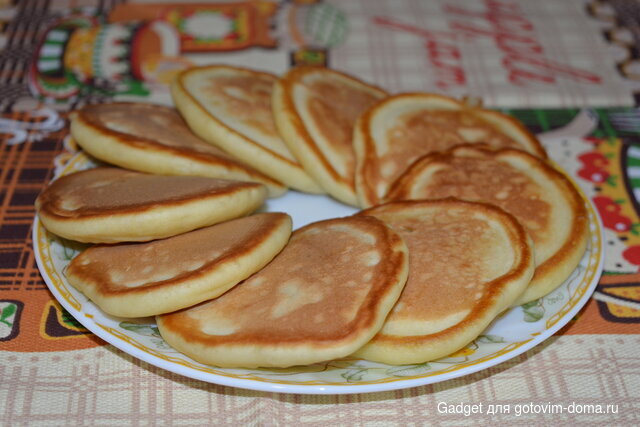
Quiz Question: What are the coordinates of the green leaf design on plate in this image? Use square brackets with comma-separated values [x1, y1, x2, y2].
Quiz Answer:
[119, 323, 172, 350]
[476, 334, 505, 344]
[55, 236, 89, 261]
[543, 291, 564, 306]
[262, 362, 333, 376]
[341, 366, 369, 382]
[386, 363, 432, 377]
[150, 337, 171, 350]
[521, 300, 545, 322]
[120, 322, 160, 338]
[0, 303, 16, 327]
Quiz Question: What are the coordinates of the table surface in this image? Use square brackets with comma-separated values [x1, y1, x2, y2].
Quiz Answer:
[2, 0, 640, 424]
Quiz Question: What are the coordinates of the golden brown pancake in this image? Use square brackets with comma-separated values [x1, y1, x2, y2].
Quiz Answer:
[171, 65, 323, 194]
[273, 66, 387, 206]
[386, 145, 589, 305]
[353, 199, 535, 365]
[353, 92, 548, 207]
[66, 213, 292, 318]
[157, 215, 409, 368]
[69, 102, 287, 198]
[36, 167, 267, 243]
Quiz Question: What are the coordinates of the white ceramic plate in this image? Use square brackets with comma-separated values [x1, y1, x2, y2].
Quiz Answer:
[33, 152, 603, 395]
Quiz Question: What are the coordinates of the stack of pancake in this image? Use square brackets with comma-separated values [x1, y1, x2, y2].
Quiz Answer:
[36, 64, 589, 369]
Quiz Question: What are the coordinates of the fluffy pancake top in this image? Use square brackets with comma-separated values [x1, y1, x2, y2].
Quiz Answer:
[157, 215, 409, 368]
[354, 199, 534, 364]
[70, 102, 286, 197]
[68, 213, 291, 294]
[172, 65, 323, 194]
[65, 213, 292, 317]
[361, 199, 531, 330]
[384, 214, 508, 325]
[178, 65, 296, 161]
[36, 167, 263, 219]
[274, 66, 387, 205]
[75, 102, 238, 159]
[387, 145, 589, 304]
[286, 67, 385, 172]
[184, 218, 397, 339]
[199, 73, 278, 141]
[354, 92, 547, 207]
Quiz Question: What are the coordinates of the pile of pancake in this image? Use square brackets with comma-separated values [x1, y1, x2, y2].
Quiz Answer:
[36, 64, 589, 368]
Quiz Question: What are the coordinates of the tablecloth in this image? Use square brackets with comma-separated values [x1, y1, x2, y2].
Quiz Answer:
[2, 0, 640, 425]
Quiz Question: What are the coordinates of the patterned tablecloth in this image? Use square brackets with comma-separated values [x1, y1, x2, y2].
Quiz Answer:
[2, 0, 640, 424]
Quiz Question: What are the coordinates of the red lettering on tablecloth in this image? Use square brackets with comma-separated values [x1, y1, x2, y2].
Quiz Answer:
[373, 0, 602, 88]
[372, 16, 466, 89]
[445, 0, 603, 85]
[426, 39, 466, 88]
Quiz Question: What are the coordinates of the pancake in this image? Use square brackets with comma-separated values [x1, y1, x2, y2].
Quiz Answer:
[66, 213, 292, 318]
[69, 102, 287, 198]
[386, 145, 589, 305]
[157, 215, 409, 368]
[171, 65, 323, 194]
[36, 167, 267, 243]
[353, 199, 535, 365]
[273, 66, 387, 206]
[353, 92, 548, 207]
